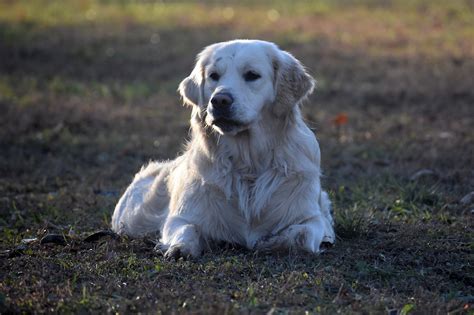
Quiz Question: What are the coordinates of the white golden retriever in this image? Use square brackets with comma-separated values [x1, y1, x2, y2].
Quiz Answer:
[111, 40, 335, 258]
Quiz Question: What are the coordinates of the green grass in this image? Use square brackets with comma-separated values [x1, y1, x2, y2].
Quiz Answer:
[1, 0, 473, 57]
[0, 0, 473, 314]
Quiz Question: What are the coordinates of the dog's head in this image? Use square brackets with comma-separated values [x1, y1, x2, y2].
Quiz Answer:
[179, 40, 315, 135]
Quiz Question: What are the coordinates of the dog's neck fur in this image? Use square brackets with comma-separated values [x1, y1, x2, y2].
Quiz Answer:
[188, 105, 315, 177]
[185, 105, 320, 221]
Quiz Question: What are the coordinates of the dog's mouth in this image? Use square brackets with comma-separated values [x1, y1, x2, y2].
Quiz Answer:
[211, 118, 244, 133]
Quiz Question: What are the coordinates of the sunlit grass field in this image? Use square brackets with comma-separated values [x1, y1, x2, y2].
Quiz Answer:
[0, 0, 473, 313]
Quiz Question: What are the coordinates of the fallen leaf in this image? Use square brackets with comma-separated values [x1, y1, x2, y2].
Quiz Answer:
[332, 113, 348, 126]
[400, 303, 415, 315]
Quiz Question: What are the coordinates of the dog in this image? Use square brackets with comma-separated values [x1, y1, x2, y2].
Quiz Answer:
[111, 40, 335, 258]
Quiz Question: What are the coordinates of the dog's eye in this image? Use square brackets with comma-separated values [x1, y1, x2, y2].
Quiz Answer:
[243, 71, 261, 82]
[209, 72, 220, 81]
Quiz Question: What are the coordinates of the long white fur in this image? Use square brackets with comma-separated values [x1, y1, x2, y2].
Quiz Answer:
[111, 40, 335, 257]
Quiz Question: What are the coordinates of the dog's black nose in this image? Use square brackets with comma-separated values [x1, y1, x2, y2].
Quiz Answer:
[211, 93, 233, 109]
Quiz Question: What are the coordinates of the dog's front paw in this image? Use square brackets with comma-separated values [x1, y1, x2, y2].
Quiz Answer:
[154, 242, 169, 255]
[156, 243, 201, 260]
[256, 223, 328, 254]
[254, 234, 286, 252]
[164, 244, 185, 260]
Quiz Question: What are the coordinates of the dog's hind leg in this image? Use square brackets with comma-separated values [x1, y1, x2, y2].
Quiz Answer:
[111, 162, 171, 237]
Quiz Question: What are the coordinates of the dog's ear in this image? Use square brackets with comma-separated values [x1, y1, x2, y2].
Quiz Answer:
[273, 50, 316, 116]
[178, 66, 203, 107]
[178, 48, 212, 107]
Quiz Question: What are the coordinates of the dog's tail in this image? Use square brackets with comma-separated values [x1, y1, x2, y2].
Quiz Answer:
[319, 190, 335, 244]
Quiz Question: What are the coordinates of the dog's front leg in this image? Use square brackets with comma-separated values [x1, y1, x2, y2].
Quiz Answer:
[156, 216, 203, 259]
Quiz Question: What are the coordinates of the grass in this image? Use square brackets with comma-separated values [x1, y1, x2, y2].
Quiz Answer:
[0, 0, 473, 313]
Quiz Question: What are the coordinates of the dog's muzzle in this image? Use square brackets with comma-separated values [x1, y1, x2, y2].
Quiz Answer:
[208, 92, 243, 132]
[209, 92, 233, 119]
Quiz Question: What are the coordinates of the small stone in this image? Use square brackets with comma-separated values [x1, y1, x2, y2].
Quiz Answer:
[40, 234, 67, 246]
[21, 237, 38, 244]
[83, 229, 119, 243]
[460, 191, 474, 205]
[409, 169, 438, 181]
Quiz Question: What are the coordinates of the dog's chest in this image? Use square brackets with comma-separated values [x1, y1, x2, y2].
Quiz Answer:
[207, 154, 291, 246]
[230, 169, 284, 226]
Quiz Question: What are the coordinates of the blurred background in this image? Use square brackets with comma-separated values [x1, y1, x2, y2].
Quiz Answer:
[0, 0, 472, 313]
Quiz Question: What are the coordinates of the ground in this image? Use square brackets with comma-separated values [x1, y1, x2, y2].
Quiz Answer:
[0, 0, 473, 314]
